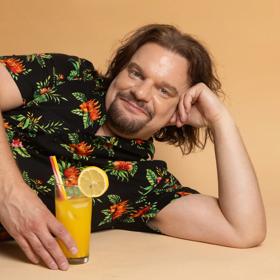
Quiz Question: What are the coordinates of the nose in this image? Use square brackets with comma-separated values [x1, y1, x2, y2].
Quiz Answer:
[132, 80, 153, 102]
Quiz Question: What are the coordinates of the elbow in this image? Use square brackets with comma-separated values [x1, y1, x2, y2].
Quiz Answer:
[236, 234, 266, 249]
[232, 226, 267, 249]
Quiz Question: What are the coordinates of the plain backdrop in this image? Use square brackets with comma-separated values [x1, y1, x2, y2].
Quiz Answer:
[0, 1, 279, 278]
[1, 0, 279, 203]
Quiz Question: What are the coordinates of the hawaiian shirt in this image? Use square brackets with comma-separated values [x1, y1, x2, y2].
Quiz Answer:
[0, 53, 199, 236]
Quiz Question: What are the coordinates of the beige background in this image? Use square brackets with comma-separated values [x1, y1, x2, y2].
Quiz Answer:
[0, 0, 279, 279]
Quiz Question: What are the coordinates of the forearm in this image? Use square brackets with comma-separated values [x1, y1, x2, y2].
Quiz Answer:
[210, 110, 266, 240]
[0, 111, 25, 200]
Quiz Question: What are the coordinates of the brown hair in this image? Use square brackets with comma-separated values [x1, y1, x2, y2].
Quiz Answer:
[105, 24, 223, 154]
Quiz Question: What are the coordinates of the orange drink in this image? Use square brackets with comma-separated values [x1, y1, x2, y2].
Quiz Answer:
[55, 189, 92, 264]
[49, 156, 108, 265]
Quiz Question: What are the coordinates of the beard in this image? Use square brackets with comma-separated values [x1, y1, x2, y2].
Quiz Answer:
[106, 91, 153, 135]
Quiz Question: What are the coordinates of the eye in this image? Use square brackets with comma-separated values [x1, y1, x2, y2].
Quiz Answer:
[129, 69, 143, 79]
[160, 88, 170, 95]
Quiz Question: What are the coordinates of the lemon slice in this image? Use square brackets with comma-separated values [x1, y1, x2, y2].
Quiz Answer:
[78, 166, 109, 198]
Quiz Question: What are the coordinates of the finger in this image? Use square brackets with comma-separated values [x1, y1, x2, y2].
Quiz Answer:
[14, 235, 40, 264]
[25, 232, 58, 270]
[168, 112, 177, 125]
[49, 220, 78, 256]
[184, 93, 193, 115]
[178, 95, 188, 122]
[176, 111, 184, 128]
[39, 229, 70, 271]
[185, 86, 200, 113]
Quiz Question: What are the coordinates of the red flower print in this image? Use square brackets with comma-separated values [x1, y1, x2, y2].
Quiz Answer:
[69, 142, 94, 156]
[156, 177, 162, 184]
[113, 161, 133, 171]
[104, 143, 113, 149]
[131, 206, 151, 218]
[64, 166, 79, 178]
[3, 121, 11, 129]
[79, 99, 101, 121]
[110, 200, 129, 220]
[177, 191, 191, 197]
[135, 139, 144, 145]
[58, 74, 64, 80]
[40, 87, 51, 95]
[11, 138, 23, 148]
[0, 58, 25, 74]
[35, 179, 43, 185]
[64, 166, 79, 187]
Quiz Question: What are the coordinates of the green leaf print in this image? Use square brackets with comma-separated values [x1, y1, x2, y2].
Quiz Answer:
[21, 118, 31, 129]
[5, 129, 14, 142]
[148, 143, 155, 158]
[11, 113, 42, 137]
[98, 114, 106, 126]
[67, 59, 82, 81]
[14, 147, 31, 158]
[108, 194, 121, 204]
[98, 210, 113, 226]
[41, 121, 65, 134]
[72, 92, 87, 102]
[11, 112, 65, 136]
[82, 113, 90, 129]
[26, 53, 52, 68]
[71, 109, 84, 117]
[26, 76, 67, 106]
[22, 171, 51, 195]
[11, 114, 26, 122]
[122, 217, 135, 223]
[22, 171, 31, 186]
[47, 175, 55, 186]
[146, 169, 157, 186]
[28, 95, 48, 105]
[82, 70, 94, 81]
[105, 161, 138, 182]
[91, 137, 118, 157]
[68, 133, 79, 144]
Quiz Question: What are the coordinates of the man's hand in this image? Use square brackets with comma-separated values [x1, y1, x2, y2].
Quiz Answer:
[0, 182, 77, 270]
[168, 83, 226, 128]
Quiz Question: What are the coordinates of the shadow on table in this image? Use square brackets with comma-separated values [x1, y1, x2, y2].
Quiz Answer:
[0, 240, 28, 263]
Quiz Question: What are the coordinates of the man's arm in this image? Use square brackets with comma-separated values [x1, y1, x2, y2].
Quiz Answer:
[0, 64, 77, 270]
[148, 83, 266, 248]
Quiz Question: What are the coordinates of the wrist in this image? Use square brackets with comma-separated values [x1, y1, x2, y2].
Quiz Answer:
[0, 173, 27, 201]
[209, 109, 235, 130]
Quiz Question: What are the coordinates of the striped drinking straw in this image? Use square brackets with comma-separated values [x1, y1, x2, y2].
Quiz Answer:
[49, 155, 67, 200]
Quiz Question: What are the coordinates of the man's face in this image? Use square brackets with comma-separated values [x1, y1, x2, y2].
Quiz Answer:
[105, 43, 189, 139]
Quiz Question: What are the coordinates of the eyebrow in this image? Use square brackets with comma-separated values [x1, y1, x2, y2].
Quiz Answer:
[127, 62, 179, 96]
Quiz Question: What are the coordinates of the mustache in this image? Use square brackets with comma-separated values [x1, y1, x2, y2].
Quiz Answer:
[118, 91, 154, 119]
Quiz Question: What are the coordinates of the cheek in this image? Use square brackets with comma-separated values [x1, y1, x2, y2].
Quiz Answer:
[113, 72, 134, 90]
[153, 98, 178, 119]
[106, 77, 134, 110]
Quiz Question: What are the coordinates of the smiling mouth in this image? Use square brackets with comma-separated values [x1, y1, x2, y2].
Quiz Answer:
[120, 97, 149, 117]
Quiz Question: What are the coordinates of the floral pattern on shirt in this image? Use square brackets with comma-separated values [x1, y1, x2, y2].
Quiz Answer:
[0, 53, 199, 238]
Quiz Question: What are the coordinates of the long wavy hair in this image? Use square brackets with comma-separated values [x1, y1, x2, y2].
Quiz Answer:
[105, 24, 223, 155]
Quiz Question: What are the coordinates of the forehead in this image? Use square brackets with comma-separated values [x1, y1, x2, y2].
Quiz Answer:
[130, 43, 188, 76]
[129, 43, 189, 88]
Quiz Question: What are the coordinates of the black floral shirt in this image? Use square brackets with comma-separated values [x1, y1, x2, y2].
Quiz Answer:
[0, 53, 199, 235]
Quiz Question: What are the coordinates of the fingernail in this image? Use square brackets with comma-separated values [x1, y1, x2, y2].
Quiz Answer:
[49, 262, 58, 270]
[60, 262, 69, 271]
[70, 247, 78, 254]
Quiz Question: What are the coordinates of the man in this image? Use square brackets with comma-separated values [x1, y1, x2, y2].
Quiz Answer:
[0, 24, 266, 270]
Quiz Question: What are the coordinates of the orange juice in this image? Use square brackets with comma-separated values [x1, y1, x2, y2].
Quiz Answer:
[55, 196, 92, 263]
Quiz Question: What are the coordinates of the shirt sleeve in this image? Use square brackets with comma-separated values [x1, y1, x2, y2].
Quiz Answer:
[0, 53, 97, 103]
